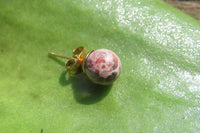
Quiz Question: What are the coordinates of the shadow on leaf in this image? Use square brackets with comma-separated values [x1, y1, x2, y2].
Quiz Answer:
[59, 71, 112, 105]
[49, 55, 112, 104]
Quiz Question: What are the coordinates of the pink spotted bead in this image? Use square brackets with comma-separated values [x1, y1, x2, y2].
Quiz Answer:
[84, 49, 121, 85]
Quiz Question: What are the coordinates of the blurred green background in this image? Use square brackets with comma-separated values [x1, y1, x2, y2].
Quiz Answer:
[0, 0, 200, 132]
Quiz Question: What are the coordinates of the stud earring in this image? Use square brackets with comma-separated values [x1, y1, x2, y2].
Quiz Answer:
[48, 46, 121, 85]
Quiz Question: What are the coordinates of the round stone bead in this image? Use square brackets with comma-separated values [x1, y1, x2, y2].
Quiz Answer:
[84, 49, 121, 85]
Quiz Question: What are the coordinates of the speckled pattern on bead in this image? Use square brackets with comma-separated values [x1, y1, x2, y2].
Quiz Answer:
[84, 49, 121, 85]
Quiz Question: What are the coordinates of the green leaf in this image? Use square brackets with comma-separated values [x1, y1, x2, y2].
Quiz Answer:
[0, 0, 199, 132]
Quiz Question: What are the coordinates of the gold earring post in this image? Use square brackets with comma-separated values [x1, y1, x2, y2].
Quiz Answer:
[48, 52, 75, 60]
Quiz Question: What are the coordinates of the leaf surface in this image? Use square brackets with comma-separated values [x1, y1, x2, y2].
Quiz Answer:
[0, 0, 200, 132]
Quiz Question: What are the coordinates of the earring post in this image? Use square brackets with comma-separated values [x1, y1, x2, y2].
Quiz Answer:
[48, 52, 75, 60]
